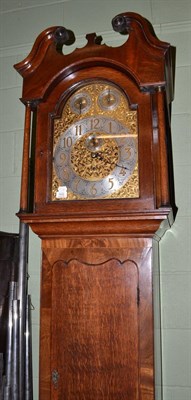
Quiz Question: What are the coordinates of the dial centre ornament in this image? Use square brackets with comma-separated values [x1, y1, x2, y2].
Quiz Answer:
[85, 134, 104, 152]
[71, 132, 119, 180]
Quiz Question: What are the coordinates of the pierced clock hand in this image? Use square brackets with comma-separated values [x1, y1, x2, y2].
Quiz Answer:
[107, 89, 111, 104]
[116, 163, 130, 170]
[79, 100, 82, 115]
[73, 96, 88, 114]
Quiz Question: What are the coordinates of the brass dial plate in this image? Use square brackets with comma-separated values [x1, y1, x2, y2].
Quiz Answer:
[51, 81, 139, 200]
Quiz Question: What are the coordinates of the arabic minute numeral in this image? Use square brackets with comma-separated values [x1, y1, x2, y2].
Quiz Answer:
[60, 153, 66, 162]
[108, 121, 113, 133]
[120, 167, 126, 176]
[90, 118, 100, 130]
[109, 177, 114, 189]
[75, 125, 82, 136]
[74, 179, 80, 191]
[125, 147, 131, 159]
[62, 170, 70, 181]
[90, 184, 97, 196]
[63, 137, 72, 148]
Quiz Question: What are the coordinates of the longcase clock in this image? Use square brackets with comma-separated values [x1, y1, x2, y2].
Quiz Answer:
[15, 12, 176, 400]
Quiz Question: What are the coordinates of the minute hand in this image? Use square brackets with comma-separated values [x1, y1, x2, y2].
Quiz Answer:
[98, 133, 137, 139]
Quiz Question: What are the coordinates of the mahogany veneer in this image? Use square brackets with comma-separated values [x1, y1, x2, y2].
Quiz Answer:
[15, 11, 176, 400]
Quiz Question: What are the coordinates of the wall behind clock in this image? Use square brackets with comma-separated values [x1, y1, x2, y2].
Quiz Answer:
[0, 0, 190, 399]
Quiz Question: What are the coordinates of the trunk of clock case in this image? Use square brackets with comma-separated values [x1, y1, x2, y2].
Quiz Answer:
[38, 235, 160, 400]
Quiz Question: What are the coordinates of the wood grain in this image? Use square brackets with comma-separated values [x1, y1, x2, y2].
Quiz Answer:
[51, 258, 139, 399]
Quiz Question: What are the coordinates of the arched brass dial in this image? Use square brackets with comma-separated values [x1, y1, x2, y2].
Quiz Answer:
[52, 80, 139, 200]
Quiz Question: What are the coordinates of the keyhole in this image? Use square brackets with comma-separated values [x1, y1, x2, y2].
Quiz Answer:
[52, 369, 59, 388]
